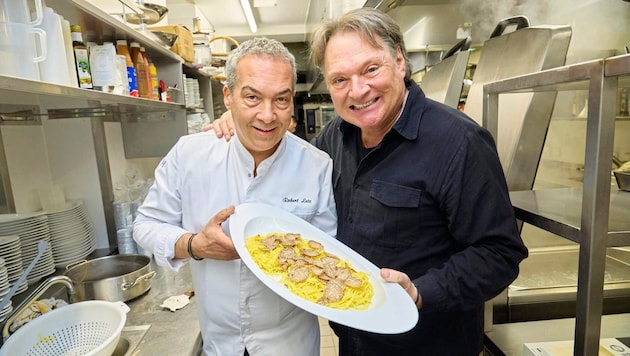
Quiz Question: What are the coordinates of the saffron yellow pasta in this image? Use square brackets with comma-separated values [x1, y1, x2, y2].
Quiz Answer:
[245, 232, 374, 310]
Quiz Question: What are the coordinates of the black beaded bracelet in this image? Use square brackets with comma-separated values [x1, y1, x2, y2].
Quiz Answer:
[187, 233, 204, 261]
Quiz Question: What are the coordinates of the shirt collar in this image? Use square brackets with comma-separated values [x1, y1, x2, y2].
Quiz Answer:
[392, 81, 424, 141]
[231, 134, 287, 176]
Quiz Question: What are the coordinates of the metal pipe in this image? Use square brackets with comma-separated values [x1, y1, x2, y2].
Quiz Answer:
[117, 0, 144, 15]
[1, 275, 76, 343]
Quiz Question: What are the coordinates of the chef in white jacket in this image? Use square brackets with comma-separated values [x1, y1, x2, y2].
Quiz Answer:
[133, 37, 337, 356]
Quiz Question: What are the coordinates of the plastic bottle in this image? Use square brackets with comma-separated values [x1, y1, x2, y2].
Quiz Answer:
[130, 42, 150, 99]
[148, 59, 159, 100]
[116, 39, 138, 97]
[143, 47, 159, 100]
[60, 18, 79, 86]
[37, 7, 72, 86]
[70, 25, 93, 89]
[621, 88, 629, 116]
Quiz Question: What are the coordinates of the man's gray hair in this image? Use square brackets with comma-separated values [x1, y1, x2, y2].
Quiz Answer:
[310, 8, 412, 82]
[224, 37, 297, 92]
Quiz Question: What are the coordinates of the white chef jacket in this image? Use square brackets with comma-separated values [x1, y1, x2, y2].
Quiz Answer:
[133, 130, 337, 356]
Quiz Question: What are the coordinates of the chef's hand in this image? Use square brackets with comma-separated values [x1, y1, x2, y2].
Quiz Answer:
[204, 111, 235, 141]
[380, 268, 422, 309]
[177, 206, 239, 261]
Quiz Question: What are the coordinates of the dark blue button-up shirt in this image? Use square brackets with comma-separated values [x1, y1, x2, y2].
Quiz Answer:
[313, 81, 528, 356]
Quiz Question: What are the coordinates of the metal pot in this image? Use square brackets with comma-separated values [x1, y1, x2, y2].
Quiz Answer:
[64, 254, 156, 302]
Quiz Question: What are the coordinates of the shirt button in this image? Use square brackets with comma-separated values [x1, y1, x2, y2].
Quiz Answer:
[248, 173, 252, 178]
[349, 216, 353, 223]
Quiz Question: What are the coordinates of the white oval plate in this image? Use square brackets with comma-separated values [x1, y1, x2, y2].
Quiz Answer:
[229, 202, 419, 334]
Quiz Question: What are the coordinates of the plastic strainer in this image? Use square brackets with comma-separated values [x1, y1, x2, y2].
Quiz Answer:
[0, 300, 129, 356]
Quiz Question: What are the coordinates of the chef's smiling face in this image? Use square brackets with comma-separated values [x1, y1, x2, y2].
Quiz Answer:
[223, 53, 294, 164]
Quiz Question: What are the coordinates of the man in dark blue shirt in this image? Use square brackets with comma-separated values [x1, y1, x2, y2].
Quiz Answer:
[211, 8, 527, 355]
[308, 8, 528, 355]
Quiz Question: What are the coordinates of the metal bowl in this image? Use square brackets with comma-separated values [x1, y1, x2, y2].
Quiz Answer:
[144, 3, 168, 19]
[614, 171, 630, 192]
[124, 3, 168, 25]
[150, 31, 178, 48]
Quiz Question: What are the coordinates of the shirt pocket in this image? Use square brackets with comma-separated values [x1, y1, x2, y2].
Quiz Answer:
[370, 180, 422, 208]
[363, 180, 423, 250]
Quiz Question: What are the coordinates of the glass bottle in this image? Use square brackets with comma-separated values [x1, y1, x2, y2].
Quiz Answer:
[70, 25, 93, 89]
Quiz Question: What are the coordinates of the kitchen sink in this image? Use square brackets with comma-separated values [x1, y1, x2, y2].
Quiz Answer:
[112, 338, 130, 356]
[503, 247, 630, 322]
[112, 325, 151, 356]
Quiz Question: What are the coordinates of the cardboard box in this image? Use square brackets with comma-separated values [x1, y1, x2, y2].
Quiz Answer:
[149, 25, 194, 63]
[523, 338, 630, 356]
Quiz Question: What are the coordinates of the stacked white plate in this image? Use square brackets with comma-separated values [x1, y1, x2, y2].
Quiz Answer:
[0, 213, 56, 285]
[0, 257, 13, 322]
[0, 235, 28, 296]
[45, 200, 96, 268]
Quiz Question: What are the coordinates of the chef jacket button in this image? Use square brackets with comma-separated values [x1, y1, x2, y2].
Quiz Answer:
[248, 173, 252, 178]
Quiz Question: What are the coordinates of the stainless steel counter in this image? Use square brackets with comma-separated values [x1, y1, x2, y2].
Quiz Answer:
[484, 313, 630, 355]
[122, 261, 202, 356]
[4, 258, 201, 356]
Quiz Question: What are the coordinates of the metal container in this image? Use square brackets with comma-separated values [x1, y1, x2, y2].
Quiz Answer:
[614, 171, 630, 191]
[503, 247, 630, 322]
[64, 255, 156, 302]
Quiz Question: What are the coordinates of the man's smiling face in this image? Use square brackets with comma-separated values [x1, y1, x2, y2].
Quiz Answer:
[224, 53, 294, 163]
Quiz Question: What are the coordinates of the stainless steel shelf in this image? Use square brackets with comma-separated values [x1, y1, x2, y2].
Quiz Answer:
[0, 75, 184, 123]
[510, 188, 630, 245]
[484, 53, 630, 355]
[0, 75, 183, 113]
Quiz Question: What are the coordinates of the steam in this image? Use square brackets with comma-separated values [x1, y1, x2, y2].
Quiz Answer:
[458, 0, 630, 60]
[459, 0, 550, 41]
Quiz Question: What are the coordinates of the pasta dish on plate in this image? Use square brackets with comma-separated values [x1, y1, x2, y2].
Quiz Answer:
[245, 232, 374, 310]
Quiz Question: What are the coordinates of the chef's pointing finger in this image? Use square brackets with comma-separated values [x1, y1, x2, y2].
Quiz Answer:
[211, 205, 236, 226]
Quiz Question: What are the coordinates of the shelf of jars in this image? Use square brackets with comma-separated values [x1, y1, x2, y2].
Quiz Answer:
[483, 54, 630, 356]
[0, 0, 205, 135]
[0, 0, 210, 124]
[46, 0, 180, 63]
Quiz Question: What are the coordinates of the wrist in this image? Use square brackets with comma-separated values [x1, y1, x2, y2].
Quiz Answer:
[187, 233, 204, 261]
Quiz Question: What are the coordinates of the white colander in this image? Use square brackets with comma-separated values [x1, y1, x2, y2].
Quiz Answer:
[0, 300, 129, 356]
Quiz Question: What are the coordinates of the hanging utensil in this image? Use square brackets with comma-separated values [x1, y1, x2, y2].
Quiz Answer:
[0, 241, 48, 313]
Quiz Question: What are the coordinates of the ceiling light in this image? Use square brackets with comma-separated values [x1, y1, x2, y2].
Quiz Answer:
[240, 0, 258, 33]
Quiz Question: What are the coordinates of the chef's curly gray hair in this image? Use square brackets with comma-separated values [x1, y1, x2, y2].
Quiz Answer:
[224, 37, 297, 92]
